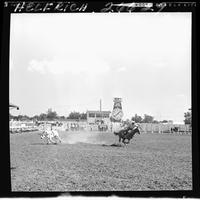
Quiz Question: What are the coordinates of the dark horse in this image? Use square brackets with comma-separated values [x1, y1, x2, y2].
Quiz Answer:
[114, 127, 140, 144]
[171, 127, 179, 133]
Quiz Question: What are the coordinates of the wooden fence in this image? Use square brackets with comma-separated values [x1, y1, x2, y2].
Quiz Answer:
[139, 123, 191, 134]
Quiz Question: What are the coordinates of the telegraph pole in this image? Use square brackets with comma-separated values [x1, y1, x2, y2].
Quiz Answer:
[100, 99, 102, 112]
[100, 99, 102, 122]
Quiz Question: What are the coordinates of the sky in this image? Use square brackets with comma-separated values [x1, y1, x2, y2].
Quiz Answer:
[9, 13, 191, 123]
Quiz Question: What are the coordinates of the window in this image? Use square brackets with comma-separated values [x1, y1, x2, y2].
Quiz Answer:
[96, 113, 101, 118]
[89, 113, 95, 118]
[103, 114, 110, 118]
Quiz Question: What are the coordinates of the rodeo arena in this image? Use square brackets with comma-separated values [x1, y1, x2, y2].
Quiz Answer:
[9, 99, 192, 191]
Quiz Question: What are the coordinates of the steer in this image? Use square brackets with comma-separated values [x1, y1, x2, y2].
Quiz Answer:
[40, 128, 62, 144]
[51, 129, 62, 143]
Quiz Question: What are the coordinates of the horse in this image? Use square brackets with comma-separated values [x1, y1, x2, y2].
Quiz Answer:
[171, 127, 179, 133]
[114, 127, 140, 145]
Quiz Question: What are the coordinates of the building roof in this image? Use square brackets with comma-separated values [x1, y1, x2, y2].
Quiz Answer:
[86, 110, 111, 114]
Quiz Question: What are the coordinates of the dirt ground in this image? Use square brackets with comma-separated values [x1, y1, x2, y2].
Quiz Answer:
[10, 130, 192, 191]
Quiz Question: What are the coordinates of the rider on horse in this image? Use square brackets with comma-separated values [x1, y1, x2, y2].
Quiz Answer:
[113, 120, 141, 144]
[121, 120, 140, 136]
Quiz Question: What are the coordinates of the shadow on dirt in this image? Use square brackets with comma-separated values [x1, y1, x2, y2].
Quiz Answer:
[30, 143, 58, 145]
[101, 143, 124, 147]
[11, 167, 17, 170]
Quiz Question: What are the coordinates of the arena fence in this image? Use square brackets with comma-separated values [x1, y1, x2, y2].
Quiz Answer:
[10, 120, 39, 133]
[9, 120, 192, 135]
[139, 123, 191, 135]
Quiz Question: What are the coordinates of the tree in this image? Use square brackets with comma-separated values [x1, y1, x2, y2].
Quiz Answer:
[184, 108, 191, 126]
[67, 111, 81, 120]
[59, 116, 66, 120]
[9, 113, 13, 120]
[131, 114, 143, 123]
[39, 113, 47, 121]
[161, 120, 168, 123]
[153, 120, 159, 123]
[142, 114, 154, 123]
[16, 115, 23, 121]
[80, 112, 87, 120]
[46, 108, 58, 120]
[21, 115, 30, 121]
[32, 115, 40, 121]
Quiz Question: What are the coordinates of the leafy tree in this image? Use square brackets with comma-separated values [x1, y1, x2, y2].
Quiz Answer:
[131, 114, 143, 123]
[22, 115, 30, 121]
[9, 113, 13, 120]
[12, 115, 30, 121]
[161, 120, 168, 123]
[32, 115, 40, 120]
[153, 120, 159, 123]
[59, 116, 66, 120]
[184, 108, 191, 126]
[39, 113, 47, 121]
[142, 114, 154, 123]
[16, 115, 23, 121]
[80, 112, 87, 120]
[46, 108, 58, 120]
[67, 111, 81, 120]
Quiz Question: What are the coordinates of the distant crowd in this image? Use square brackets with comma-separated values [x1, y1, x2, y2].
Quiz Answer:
[9, 119, 191, 134]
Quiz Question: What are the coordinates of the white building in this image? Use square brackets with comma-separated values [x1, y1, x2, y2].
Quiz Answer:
[86, 110, 111, 124]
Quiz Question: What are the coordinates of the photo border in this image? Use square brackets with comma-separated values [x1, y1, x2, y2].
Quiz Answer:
[0, 1, 199, 198]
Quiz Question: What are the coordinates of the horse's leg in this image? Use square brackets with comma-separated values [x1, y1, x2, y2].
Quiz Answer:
[122, 139, 128, 146]
[48, 136, 53, 144]
[46, 137, 50, 144]
[56, 136, 61, 143]
[51, 136, 56, 144]
[59, 136, 62, 143]
[52, 136, 57, 144]
[54, 137, 58, 144]
[49, 136, 55, 144]
[119, 136, 121, 144]
[55, 135, 62, 143]
[122, 138, 126, 145]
